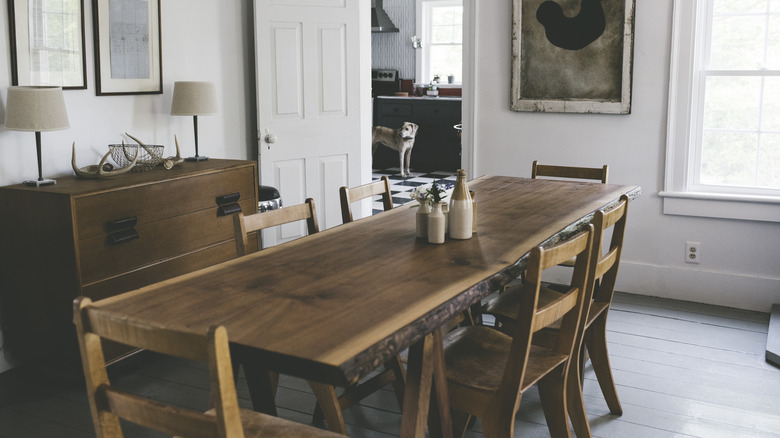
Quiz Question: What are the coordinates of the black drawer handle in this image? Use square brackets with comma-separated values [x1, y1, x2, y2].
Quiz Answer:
[107, 216, 137, 233]
[216, 192, 242, 216]
[109, 228, 139, 245]
[216, 193, 241, 205]
[218, 203, 242, 216]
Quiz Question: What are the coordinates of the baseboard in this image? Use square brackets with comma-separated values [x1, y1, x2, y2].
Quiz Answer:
[616, 261, 779, 312]
[544, 261, 779, 312]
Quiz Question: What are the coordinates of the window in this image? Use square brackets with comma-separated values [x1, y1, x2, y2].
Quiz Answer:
[662, 0, 780, 222]
[416, 0, 462, 85]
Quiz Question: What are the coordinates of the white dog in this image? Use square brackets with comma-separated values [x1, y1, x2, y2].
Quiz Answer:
[372, 122, 419, 177]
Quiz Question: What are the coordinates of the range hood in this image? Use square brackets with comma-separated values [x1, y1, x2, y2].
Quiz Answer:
[372, 0, 399, 33]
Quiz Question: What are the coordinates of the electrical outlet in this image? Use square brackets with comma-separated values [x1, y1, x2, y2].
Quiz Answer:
[685, 241, 701, 264]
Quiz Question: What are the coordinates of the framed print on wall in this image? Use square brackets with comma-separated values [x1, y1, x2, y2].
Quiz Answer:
[7, 0, 87, 89]
[511, 0, 636, 114]
[93, 0, 162, 95]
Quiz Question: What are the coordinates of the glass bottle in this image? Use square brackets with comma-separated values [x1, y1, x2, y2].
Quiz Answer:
[449, 169, 473, 239]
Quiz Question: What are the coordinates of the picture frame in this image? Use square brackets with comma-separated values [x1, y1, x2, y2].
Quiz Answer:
[511, 0, 636, 114]
[92, 0, 162, 95]
[7, 0, 87, 89]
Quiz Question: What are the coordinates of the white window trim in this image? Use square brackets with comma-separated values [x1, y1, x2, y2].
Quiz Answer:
[660, 0, 780, 223]
[415, 0, 462, 85]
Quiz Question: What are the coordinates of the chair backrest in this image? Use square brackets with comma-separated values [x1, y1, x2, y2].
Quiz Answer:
[233, 198, 319, 256]
[589, 194, 629, 307]
[499, 226, 594, 397]
[339, 176, 393, 224]
[73, 297, 245, 438]
[531, 160, 609, 184]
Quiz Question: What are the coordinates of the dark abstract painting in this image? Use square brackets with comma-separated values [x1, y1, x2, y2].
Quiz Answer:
[511, 0, 636, 114]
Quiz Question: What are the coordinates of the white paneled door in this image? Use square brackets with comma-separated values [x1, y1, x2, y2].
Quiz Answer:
[254, 0, 369, 246]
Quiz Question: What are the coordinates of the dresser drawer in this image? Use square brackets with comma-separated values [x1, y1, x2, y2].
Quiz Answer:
[74, 166, 256, 240]
[80, 236, 257, 301]
[78, 198, 256, 284]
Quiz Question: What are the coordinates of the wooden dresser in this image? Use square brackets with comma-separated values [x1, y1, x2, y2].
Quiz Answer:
[0, 159, 259, 365]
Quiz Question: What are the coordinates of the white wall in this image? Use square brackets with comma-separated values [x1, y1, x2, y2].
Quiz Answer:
[472, 1, 779, 312]
[0, 0, 256, 372]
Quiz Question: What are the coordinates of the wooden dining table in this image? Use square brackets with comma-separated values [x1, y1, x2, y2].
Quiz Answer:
[84, 175, 640, 437]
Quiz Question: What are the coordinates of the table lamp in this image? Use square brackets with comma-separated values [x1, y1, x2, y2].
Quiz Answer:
[4, 86, 70, 186]
[170, 81, 217, 162]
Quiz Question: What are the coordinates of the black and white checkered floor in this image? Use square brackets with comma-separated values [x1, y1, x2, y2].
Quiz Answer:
[371, 168, 457, 215]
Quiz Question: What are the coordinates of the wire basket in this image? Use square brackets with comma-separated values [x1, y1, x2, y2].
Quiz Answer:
[109, 144, 164, 172]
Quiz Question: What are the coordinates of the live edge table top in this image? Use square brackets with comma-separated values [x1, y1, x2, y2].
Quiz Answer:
[86, 175, 640, 387]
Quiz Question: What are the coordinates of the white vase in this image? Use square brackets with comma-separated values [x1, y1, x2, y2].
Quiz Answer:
[427, 202, 445, 244]
[416, 201, 431, 238]
[441, 201, 450, 234]
[449, 169, 473, 240]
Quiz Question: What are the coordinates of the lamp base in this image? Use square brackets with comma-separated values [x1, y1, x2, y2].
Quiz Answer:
[24, 178, 56, 187]
[186, 155, 209, 162]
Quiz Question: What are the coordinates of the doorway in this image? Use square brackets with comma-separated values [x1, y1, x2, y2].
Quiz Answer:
[370, 0, 473, 181]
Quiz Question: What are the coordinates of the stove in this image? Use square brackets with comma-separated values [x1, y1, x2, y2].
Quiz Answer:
[371, 69, 399, 97]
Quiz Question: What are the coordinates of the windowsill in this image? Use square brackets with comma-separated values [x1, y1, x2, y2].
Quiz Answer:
[659, 191, 780, 223]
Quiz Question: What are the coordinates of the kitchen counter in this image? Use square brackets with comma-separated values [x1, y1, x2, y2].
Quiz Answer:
[376, 95, 462, 101]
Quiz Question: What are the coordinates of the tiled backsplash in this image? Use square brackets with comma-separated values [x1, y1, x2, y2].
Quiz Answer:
[372, 0, 416, 81]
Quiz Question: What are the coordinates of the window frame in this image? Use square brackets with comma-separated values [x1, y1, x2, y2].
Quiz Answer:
[661, 0, 780, 223]
[415, 0, 463, 86]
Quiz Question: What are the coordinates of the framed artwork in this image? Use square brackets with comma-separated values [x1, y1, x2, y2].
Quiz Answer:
[7, 0, 87, 89]
[93, 0, 162, 95]
[511, 0, 636, 114]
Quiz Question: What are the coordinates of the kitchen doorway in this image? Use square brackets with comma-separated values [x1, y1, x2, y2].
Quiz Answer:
[370, 0, 473, 181]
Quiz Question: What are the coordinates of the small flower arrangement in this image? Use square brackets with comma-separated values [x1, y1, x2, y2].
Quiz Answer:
[410, 180, 453, 207]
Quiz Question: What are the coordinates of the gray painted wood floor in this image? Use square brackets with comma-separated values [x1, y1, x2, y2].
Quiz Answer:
[1, 292, 778, 437]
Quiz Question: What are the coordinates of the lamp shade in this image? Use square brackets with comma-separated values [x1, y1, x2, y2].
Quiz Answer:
[5, 86, 69, 132]
[170, 81, 218, 116]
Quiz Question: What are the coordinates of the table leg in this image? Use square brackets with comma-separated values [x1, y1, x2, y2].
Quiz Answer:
[231, 346, 278, 416]
[308, 381, 348, 435]
[400, 329, 453, 438]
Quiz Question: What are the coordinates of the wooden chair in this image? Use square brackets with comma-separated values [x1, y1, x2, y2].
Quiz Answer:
[532, 160, 609, 183]
[339, 176, 393, 224]
[531, 160, 608, 271]
[443, 226, 594, 438]
[73, 297, 342, 438]
[233, 198, 319, 256]
[484, 194, 630, 437]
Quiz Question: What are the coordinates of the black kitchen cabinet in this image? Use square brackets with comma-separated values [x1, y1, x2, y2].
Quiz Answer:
[373, 97, 462, 172]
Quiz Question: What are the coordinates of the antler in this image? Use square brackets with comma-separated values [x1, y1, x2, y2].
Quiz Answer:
[163, 135, 184, 170]
[72, 141, 140, 178]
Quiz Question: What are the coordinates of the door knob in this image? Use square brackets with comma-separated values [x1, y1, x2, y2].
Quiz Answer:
[264, 133, 277, 144]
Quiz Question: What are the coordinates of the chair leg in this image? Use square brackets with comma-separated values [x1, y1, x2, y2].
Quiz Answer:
[308, 381, 348, 434]
[566, 355, 592, 438]
[586, 314, 623, 415]
[481, 413, 515, 438]
[537, 373, 572, 438]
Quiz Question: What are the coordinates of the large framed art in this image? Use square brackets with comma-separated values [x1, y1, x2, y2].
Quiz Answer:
[92, 0, 162, 95]
[7, 0, 87, 89]
[511, 0, 636, 114]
